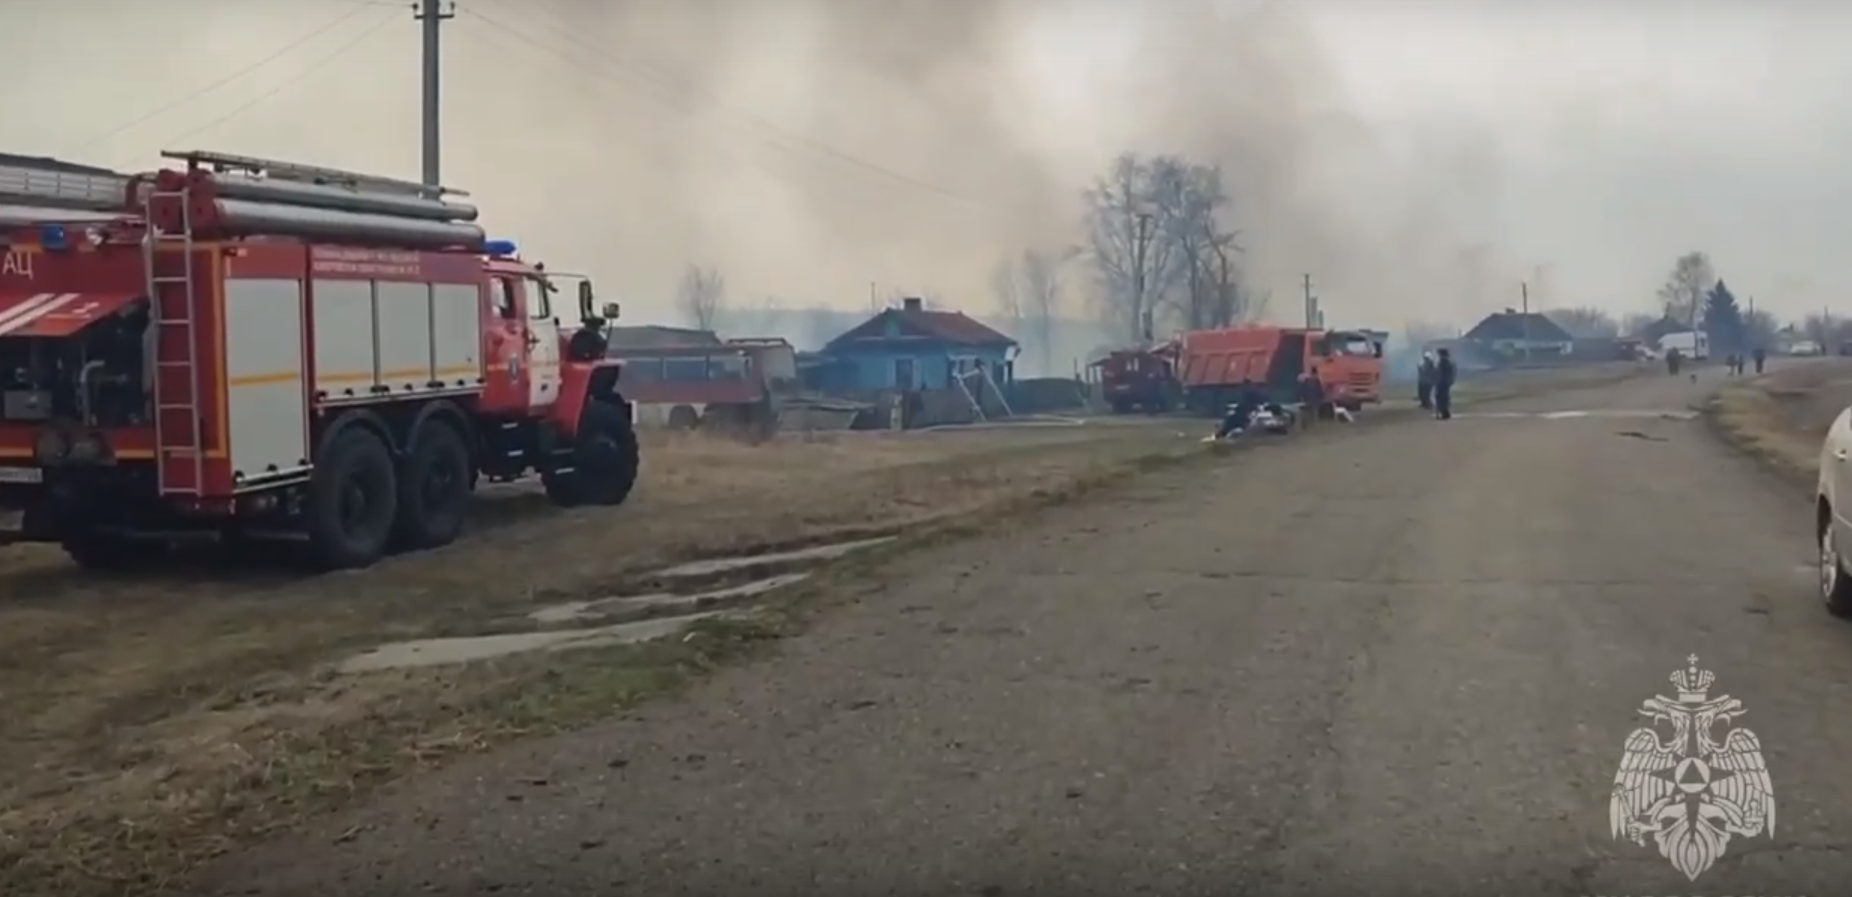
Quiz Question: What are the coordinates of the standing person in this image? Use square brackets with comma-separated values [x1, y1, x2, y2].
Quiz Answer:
[1298, 368, 1325, 430]
[1666, 347, 1682, 376]
[1754, 346, 1767, 374]
[1416, 351, 1436, 409]
[1433, 348, 1456, 420]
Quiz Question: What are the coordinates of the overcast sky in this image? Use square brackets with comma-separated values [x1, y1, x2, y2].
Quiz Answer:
[6, 0, 1848, 328]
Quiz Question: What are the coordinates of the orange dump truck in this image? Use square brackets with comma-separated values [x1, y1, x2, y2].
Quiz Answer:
[1174, 326, 1383, 416]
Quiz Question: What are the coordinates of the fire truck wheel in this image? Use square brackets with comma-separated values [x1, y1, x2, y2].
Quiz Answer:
[60, 533, 169, 572]
[393, 421, 472, 549]
[305, 428, 399, 570]
[543, 400, 640, 508]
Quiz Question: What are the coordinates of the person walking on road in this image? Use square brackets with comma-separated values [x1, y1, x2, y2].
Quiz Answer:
[1754, 346, 1767, 374]
[1433, 348, 1456, 420]
[1666, 347, 1682, 377]
[1416, 352, 1436, 410]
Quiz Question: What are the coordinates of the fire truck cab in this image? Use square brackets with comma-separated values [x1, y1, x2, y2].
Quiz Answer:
[1092, 343, 1178, 414]
[0, 150, 639, 571]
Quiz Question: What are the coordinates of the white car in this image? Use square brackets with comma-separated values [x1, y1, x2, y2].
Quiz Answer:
[1817, 409, 1852, 616]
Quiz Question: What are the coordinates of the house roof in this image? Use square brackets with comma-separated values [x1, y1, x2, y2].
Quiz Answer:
[604, 325, 722, 350]
[1464, 312, 1573, 343]
[825, 307, 1016, 351]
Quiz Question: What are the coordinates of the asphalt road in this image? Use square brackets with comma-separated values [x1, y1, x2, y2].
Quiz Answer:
[204, 368, 1852, 896]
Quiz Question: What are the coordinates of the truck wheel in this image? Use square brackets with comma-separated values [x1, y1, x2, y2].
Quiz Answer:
[393, 421, 472, 549]
[304, 427, 398, 570]
[667, 405, 698, 430]
[61, 532, 168, 572]
[543, 400, 640, 508]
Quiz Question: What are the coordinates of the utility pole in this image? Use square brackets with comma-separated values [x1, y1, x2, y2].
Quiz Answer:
[1520, 281, 1531, 364]
[415, 0, 456, 187]
[1302, 273, 1316, 328]
[1133, 212, 1154, 342]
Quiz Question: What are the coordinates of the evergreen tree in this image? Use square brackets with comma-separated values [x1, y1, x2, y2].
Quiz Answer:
[1704, 280, 1746, 353]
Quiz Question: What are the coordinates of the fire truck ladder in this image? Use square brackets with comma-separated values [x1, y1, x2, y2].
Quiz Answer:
[160, 148, 468, 199]
[142, 183, 206, 496]
[0, 157, 132, 225]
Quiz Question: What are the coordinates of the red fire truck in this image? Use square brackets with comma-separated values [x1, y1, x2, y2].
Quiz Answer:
[0, 150, 639, 571]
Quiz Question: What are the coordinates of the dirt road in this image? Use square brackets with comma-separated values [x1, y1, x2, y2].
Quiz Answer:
[202, 366, 1852, 896]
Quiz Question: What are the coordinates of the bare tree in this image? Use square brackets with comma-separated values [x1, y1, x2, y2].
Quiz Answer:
[1017, 248, 1067, 375]
[989, 256, 1023, 326]
[677, 264, 727, 332]
[1081, 153, 1183, 342]
[1544, 306, 1619, 339]
[1655, 251, 1715, 328]
[1202, 234, 1257, 326]
[1147, 156, 1241, 330]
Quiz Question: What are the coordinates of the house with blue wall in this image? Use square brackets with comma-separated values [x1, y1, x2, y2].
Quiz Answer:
[808, 297, 1018, 393]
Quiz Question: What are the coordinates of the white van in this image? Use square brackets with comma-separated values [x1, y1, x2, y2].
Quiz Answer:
[1658, 330, 1710, 360]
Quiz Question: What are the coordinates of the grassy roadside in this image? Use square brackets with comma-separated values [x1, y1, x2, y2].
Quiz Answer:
[1, 365, 1655, 897]
[1705, 362, 1850, 489]
[1709, 383, 1819, 487]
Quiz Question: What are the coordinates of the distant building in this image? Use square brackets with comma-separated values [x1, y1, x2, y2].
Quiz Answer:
[603, 325, 722, 351]
[1463, 310, 1574, 358]
[809, 297, 1018, 392]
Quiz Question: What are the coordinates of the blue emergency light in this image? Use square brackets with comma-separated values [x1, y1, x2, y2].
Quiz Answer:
[484, 239, 517, 257]
[38, 225, 69, 252]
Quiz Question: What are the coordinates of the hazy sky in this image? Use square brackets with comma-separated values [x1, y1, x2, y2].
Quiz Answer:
[6, 0, 1849, 328]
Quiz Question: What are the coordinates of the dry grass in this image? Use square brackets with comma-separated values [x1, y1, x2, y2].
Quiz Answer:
[1709, 361, 1852, 484]
[0, 419, 1202, 897]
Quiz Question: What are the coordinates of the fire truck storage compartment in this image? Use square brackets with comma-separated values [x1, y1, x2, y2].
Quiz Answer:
[223, 278, 308, 481]
[302, 274, 482, 404]
[220, 265, 483, 484]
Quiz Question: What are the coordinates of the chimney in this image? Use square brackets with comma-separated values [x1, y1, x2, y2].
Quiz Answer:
[902, 296, 923, 312]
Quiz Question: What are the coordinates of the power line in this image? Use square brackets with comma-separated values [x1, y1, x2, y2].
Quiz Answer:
[461, 0, 1019, 216]
[445, 19, 872, 207]
[125, 11, 399, 167]
[66, 3, 377, 155]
